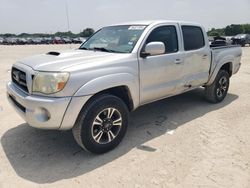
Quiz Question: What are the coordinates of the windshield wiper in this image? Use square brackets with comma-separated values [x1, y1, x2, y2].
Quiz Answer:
[93, 47, 117, 53]
[79, 47, 90, 50]
[80, 46, 125, 53]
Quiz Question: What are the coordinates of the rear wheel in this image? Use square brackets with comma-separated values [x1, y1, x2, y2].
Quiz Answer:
[72, 94, 129, 154]
[205, 70, 230, 103]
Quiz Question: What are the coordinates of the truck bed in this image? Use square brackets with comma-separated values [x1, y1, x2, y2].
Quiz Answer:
[208, 45, 242, 83]
[210, 44, 240, 50]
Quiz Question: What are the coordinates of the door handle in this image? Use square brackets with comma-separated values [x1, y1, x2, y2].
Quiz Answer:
[202, 54, 208, 59]
[174, 59, 182, 64]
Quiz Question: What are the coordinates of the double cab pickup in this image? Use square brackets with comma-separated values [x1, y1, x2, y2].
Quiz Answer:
[7, 20, 242, 153]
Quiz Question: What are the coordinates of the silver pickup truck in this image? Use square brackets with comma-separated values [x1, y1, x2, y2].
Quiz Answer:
[7, 20, 242, 153]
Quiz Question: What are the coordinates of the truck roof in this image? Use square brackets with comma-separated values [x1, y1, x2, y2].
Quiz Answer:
[110, 20, 202, 27]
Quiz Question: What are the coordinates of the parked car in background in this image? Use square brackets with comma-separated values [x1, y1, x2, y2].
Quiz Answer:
[62, 37, 72, 44]
[16, 38, 27, 45]
[72, 37, 82, 44]
[0, 36, 87, 45]
[72, 37, 86, 44]
[80, 37, 87, 43]
[2, 38, 8, 45]
[232, 34, 250, 47]
[0, 37, 3, 44]
[41, 37, 52, 44]
[26, 38, 33, 45]
[7, 20, 242, 154]
[5, 38, 18, 45]
[33, 38, 43, 45]
[53, 37, 64, 44]
[26, 38, 41, 45]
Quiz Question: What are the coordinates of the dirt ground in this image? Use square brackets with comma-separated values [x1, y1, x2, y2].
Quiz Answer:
[0, 45, 250, 188]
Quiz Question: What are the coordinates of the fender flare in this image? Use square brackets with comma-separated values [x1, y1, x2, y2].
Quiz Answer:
[207, 59, 233, 85]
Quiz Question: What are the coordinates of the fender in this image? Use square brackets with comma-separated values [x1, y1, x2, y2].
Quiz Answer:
[206, 56, 233, 85]
[74, 73, 140, 109]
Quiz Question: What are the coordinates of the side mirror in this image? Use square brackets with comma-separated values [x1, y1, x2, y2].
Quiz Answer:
[141, 42, 165, 58]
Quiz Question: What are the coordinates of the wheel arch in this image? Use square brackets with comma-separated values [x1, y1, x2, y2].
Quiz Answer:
[88, 86, 135, 112]
[207, 61, 233, 85]
[220, 62, 233, 77]
[74, 73, 140, 111]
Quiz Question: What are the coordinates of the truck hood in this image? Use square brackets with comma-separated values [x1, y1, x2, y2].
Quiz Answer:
[18, 49, 128, 71]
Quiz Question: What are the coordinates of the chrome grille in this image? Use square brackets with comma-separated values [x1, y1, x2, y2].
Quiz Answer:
[11, 67, 28, 93]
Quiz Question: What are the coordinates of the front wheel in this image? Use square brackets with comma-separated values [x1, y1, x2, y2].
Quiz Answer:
[205, 70, 230, 103]
[72, 94, 129, 154]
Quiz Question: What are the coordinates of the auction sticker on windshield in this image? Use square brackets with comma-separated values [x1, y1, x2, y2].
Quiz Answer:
[128, 26, 146, 30]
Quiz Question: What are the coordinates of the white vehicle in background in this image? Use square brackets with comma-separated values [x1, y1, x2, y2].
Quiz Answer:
[0, 37, 3, 44]
[232, 34, 250, 47]
[7, 20, 242, 154]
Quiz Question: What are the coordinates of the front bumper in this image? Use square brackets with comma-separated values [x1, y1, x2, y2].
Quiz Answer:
[7, 82, 91, 130]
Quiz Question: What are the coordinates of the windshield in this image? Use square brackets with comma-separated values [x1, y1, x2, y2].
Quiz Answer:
[79, 25, 147, 53]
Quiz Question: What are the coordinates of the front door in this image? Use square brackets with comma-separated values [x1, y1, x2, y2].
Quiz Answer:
[139, 25, 184, 104]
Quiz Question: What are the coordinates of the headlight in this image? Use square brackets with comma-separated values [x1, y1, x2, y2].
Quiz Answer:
[32, 72, 69, 94]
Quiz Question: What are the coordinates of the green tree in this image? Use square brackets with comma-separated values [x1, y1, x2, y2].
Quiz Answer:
[207, 28, 225, 36]
[54, 31, 76, 38]
[81, 28, 95, 37]
[2, 33, 16, 38]
[209, 31, 220, 37]
[225, 24, 244, 36]
[243, 24, 250, 34]
[18, 33, 30, 37]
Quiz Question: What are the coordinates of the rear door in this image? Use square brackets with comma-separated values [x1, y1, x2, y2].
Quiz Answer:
[180, 25, 211, 88]
[138, 24, 185, 104]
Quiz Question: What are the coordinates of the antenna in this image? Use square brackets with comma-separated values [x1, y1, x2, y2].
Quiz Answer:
[65, 1, 72, 49]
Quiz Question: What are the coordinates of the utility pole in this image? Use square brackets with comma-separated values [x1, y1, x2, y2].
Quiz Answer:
[65, 1, 70, 33]
[65, 1, 71, 48]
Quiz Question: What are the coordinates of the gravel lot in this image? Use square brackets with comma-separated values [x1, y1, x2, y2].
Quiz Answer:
[0, 45, 250, 188]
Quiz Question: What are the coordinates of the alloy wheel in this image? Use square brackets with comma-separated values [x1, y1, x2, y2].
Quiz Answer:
[91, 108, 122, 144]
[216, 76, 228, 98]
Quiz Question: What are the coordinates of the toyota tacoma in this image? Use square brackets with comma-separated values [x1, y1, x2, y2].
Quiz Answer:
[7, 20, 242, 153]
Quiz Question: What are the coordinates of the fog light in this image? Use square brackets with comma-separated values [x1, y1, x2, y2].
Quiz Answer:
[34, 107, 51, 122]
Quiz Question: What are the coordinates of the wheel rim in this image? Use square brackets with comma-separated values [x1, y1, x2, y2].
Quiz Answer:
[91, 108, 122, 144]
[216, 76, 228, 98]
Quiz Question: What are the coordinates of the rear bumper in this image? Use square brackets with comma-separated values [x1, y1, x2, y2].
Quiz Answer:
[7, 82, 91, 130]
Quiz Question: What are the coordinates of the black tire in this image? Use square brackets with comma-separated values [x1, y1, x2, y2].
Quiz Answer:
[205, 70, 230, 103]
[72, 94, 129, 154]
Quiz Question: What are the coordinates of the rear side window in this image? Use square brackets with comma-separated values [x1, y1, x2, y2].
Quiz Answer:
[182, 26, 205, 51]
[146, 26, 178, 53]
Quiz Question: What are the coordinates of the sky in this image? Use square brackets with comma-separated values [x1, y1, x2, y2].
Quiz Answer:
[0, 0, 250, 34]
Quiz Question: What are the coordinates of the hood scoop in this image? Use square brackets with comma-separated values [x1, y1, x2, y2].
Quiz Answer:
[47, 51, 60, 56]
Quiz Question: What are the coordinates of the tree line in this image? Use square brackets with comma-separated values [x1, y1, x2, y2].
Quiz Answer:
[0, 28, 95, 38]
[208, 24, 250, 36]
[2, 25, 249, 38]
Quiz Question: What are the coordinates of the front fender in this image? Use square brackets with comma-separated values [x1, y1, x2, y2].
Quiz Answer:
[74, 73, 140, 109]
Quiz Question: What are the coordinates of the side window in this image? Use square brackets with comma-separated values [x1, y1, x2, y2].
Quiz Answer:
[146, 26, 178, 53]
[182, 26, 205, 51]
